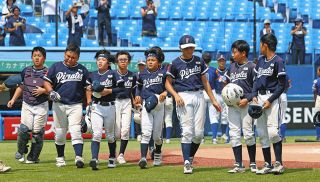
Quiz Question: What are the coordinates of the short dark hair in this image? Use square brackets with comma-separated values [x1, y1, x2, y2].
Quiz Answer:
[144, 47, 165, 63]
[32, 46, 46, 58]
[116, 50, 131, 62]
[202, 51, 212, 64]
[260, 34, 277, 52]
[7, 0, 16, 6]
[231, 40, 250, 58]
[65, 43, 80, 57]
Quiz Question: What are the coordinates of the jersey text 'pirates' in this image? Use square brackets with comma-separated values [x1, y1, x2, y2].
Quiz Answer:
[225, 61, 256, 101]
[167, 56, 208, 92]
[114, 70, 137, 99]
[136, 67, 166, 99]
[44, 62, 89, 105]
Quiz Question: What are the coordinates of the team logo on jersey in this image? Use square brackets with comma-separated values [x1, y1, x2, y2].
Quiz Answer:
[124, 80, 133, 88]
[256, 67, 274, 78]
[143, 75, 163, 88]
[158, 73, 163, 77]
[196, 61, 201, 65]
[100, 78, 113, 87]
[179, 65, 201, 79]
[128, 76, 133, 80]
[229, 71, 248, 81]
[108, 75, 113, 78]
[56, 72, 83, 83]
[243, 67, 248, 70]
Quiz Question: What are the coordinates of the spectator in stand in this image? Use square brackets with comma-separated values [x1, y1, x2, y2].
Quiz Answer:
[94, 0, 112, 46]
[260, 19, 275, 38]
[5, 6, 26, 46]
[65, 4, 88, 47]
[1, 0, 16, 24]
[290, 17, 307, 64]
[41, 0, 57, 23]
[141, 0, 157, 37]
[0, 26, 6, 46]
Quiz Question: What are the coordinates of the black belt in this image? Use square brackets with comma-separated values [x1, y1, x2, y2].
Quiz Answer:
[93, 101, 115, 106]
[185, 88, 200, 92]
[258, 90, 272, 95]
[167, 95, 172, 98]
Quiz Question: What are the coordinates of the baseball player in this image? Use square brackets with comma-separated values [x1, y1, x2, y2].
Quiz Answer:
[165, 35, 221, 174]
[312, 67, 320, 141]
[7, 46, 48, 164]
[86, 50, 122, 170]
[252, 34, 286, 175]
[279, 75, 291, 142]
[202, 52, 229, 144]
[114, 50, 137, 164]
[225, 40, 257, 173]
[43, 44, 90, 168]
[135, 47, 167, 169]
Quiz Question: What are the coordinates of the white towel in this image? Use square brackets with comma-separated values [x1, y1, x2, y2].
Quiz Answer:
[70, 12, 83, 34]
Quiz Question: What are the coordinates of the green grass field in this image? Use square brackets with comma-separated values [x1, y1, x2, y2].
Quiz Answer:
[1, 137, 320, 182]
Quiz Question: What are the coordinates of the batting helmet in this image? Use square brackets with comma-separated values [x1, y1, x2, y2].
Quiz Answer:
[144, 94, 158, 112]
[221, 83, 244, 106]
[313, 111, 320, 127]
[248, 104, 263, 119]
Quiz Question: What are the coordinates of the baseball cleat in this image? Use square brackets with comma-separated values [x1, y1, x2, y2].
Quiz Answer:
[138, 157, 147, 169]
[75, 156, 84, 168]
[183, 160, 193, 174]
[212, 138, 217, 144]
[228, 163, 245, 173]
[0, 161, 11, 173]
[25, 159, 40, 164]
[15, 152, 25, 163]
[108, 158, 116, 168]
[256, 162, 273, 175]
[117, 154, 126, 164]
[89, 159, 99, 170]
[56, 157, 66, 167]
[250, 163, 258, 173]
[153, 153, 162, 166]
[271, 161, 284, 175]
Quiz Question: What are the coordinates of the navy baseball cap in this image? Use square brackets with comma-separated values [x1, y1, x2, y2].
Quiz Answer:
[217, 54, 226, 61]
[294, 17, 303, 22]
[179, 35, 196, 49]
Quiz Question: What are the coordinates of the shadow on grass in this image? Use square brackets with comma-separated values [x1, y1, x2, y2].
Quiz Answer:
[194, 167, 225, 173]
[282, 168, 313, 174]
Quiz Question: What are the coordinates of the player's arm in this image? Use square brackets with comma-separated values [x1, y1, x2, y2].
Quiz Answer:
[159, 91, 167, 102]
[7, 85, 23, 108]
[201, 74, 221, 112]
[140, 7, 147, 17]
[86, 88, 92, 105]
[165, 76, 184, 107]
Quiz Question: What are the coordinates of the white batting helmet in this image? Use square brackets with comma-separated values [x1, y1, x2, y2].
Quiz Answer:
[221, 83, 244, 106]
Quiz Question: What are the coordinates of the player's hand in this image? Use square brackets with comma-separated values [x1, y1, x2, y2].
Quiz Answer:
[159, 92, 167, 102]
[262, 100, 271, 109]
[212, 100, 222, 112]
[252, 97, 258, 104]
[49, 90, 61, 102]
[238, 98, 249, 108]
[7, 99, 15, 108]
[100, 88, 112, 96]
[175, 95, 184, 107]
[32, 86, 46, 97]
[135, 96, 142, 105]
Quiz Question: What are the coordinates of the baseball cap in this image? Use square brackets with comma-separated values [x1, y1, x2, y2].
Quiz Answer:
[137, 60, 146, 65]
[217, 54, 226, 61]
[179, 35, 196, 49]
[264, 19, 271, 24]
[294, 17, 303, 22]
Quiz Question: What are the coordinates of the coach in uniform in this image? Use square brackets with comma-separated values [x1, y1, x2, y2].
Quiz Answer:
[165, 35, 221, 174]
[43, 44, 90, 168]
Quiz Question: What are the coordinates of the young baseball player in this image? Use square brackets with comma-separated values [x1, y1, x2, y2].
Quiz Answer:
[202, 52, 229, 144]
[224, 40, 257, 173]
[312, 67, 320, 141]
[43, 44, 90, 168]
[165, 35, 221, 174]
[86, 49, 121, 170]
[135, 47, 167, 169]
[253, 34, 286, 175]
[114, 50, 137, 164]
[7, 46, 48, 164]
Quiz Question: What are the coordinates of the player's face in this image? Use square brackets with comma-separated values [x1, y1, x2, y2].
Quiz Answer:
[13, 8, 20, 16]
[260, 43, 267, 56]
[181, 47, 195, 59]
[138, 64, 145, 72]
[264, 23, 270, 28]
[231, 48, 246, 63]
[71, 6, 78, 14]
[32, 50, 45, 69]
[146, 57, 160, 71]
[217, 59, 226, 69]
[97, 57, 109, 71]
[117, 54, 129, 70]
[64, 51, 79, 67]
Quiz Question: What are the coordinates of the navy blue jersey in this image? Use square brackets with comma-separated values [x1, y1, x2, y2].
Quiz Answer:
[44, 61, 89, 105]
[114, 70, 137, 99]
[225, 62, 256, 101]
[21, 66, 48, 106]
[253, 55, 286, 102]
[205, 66, 218, 90]
[167, 56, 208, 92]
[88, 70, 117, 102]
[136, 67, 166, 100]
[213, 68, 228, 94]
